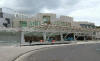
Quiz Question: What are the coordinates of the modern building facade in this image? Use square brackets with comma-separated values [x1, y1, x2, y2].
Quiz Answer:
[0, 8, 100, 45]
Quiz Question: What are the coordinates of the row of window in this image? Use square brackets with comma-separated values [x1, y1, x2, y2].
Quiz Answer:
[20, 21, 71, 27]
[53, 21, 70, 26]
[20, 21, 41, 27]
[80, 24, 95, 28]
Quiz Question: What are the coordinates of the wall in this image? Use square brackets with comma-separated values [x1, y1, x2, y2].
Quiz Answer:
[60, 16, 73, 22]
[96, 32, 100, 39]
[72, 21, 95, 28]
[0, 32, 21, 42]
[36, 13, 57, 24]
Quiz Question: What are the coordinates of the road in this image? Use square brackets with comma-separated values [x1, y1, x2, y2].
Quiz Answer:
[0, 41, 100, 61]
[0, 45, 57, 61]
[16, 43, 100, 61]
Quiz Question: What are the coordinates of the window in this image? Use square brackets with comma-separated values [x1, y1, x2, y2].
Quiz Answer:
[80, 24, 87, 28]
[0, 12, 3, 18]
[43, 16, 51, 24]
[30, 21, 40, 27]
[30, 21, 33, 26]
[20, 21, 27, 27]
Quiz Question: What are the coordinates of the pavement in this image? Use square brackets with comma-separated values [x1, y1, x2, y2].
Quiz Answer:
[0, 45, 50, 61]
[0, 41, 100, 61]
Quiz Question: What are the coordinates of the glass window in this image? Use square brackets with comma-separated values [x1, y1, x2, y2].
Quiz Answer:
[43, 16, 51, 24]
[35, 21, 38, 26]
[30, 21, 40, 27]
[20, 21, 27, 27]
[30, 21, 33, 26]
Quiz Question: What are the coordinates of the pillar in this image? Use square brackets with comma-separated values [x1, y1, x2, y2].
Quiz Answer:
[74, 33, 76, 41]
[91, 32, 94, 40]
[92, 35, 94, 40]
[43, 32, 46, 41]
[84, 36, 86, 41]
[60, 32, 64, 41]
[20, 31, 25, 45]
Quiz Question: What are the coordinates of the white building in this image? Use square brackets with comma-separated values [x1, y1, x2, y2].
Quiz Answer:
[0, 8, 99, 45]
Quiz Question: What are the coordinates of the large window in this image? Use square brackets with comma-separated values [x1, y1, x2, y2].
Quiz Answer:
[0, 12, 3, 18]
[43, 16, 51, 24]
[80, 24, 95, 29]
[30, 21, 40, 27]
[20, 21, 27, 27]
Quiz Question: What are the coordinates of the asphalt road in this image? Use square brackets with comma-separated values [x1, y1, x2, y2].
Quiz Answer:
[20, 43, 100, 61]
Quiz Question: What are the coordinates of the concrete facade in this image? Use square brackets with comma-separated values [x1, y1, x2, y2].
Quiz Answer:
[0, 32, 21, 42]
[96, 32, 100, 40]
[0, 8, 100, 45]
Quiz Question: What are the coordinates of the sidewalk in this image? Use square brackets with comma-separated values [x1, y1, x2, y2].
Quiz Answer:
[0, 45, 52, 61]
[0, 44, 68, 61]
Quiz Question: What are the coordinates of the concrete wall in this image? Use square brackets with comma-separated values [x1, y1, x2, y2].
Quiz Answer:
[36, 13, 57, 24]
[72, 22, 81, 28]
[96, 32, 100, 39]
[72, 21, 95, 28]
[0, 32, 21, 42]
[0, 9, 15, 28]
[13, 20, 20, 28]
[60, 16, 73, 22]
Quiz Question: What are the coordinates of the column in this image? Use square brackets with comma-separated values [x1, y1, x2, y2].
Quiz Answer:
[20, 31, 25, 45]
[92, 35, 94, 40]
[84, 36, 86, 41]
[43, 32, 46, 42]
[91, 32, 94, 40]
[60, 32, 64, 42]
[74, 33, 76, 41]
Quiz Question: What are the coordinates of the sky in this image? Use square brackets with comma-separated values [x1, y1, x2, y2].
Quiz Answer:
[0, 0, 100, 26]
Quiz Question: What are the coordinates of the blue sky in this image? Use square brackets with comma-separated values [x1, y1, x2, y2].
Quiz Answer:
[0, 0, 100, 26]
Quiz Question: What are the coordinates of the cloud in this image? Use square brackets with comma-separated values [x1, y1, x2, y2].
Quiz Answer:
[68, 0, 100, 26]
[40, 0, 81, 15]
[0, 0, 61, 14]
[41, 0, 100, 26]
[0, 0, 100, 26]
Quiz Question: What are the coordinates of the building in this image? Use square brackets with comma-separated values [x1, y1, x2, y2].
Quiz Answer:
[0, 8, 100, 45]
[95, 26, 100, 40]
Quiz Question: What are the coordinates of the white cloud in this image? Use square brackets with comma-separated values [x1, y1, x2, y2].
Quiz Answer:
[41, 0, 100, 26]
[68, 0, 100, 26]
[0, 0, 17, 9]
[0, 0, 100, 26]
[0, 0, 6, 7]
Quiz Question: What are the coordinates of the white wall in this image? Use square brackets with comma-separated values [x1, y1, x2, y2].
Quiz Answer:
[60, 16, 73, 22]
[36, 13, 57, 24]
[96, 32, 100, 38]
[0, 32, 21, 42]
